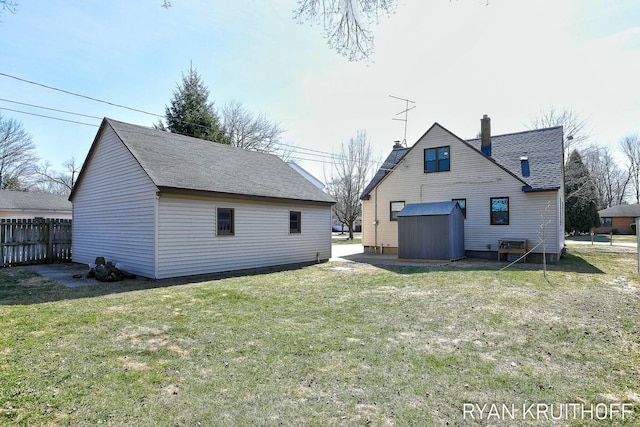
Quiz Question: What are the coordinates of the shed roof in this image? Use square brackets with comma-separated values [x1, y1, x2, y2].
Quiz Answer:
[398, 201, 461, 217]
[598, 204, 640, 218]
[72, 118, 335, 205]
[0, 190, 72, 212]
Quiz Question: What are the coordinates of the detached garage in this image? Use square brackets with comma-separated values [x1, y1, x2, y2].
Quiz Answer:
[397, 201, 465, 261]
[70, 118, 335, 279]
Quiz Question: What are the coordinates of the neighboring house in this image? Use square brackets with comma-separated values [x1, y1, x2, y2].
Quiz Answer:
[0, 190, 72, 220]
[361, 116, 565, 263]
[594, 204, 640, 234]
[70, 118, 335, 279]
[287, 162, 325, 190]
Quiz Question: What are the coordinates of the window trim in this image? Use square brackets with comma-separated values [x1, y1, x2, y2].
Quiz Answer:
[390, 201, 405, 221]
[424, 146, 450, 173]
[216, 207, 235, 236]
[289, 211, 302, 234]
[490, 197, 509, 226]
[452, 198, 466, 219]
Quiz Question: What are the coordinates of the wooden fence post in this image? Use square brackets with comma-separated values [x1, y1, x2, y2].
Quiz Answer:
[47, 219, 54, 264]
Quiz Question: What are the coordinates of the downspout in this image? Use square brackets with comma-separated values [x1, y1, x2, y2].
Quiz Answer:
[374, 186, 378, 250]
[154, 191, 160, 279]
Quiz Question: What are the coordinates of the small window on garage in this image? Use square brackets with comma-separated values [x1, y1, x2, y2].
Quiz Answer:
[217, 208, 234, 235]
[290, 211, 301, 233]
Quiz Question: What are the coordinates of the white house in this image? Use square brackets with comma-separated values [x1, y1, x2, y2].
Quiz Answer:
[69, 118, 335, 279]
[361, 116, 565, 263]
[0, 190, 72, 220]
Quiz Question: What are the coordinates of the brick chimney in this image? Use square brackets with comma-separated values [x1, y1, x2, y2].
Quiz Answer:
[480, 114, 491, 157]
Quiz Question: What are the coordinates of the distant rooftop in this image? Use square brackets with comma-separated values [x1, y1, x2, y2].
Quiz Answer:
[0, 190, 72, 211]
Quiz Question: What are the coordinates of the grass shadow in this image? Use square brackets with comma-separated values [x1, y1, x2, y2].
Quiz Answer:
[0, 261, 320, 306]
[337, 251, 605, 275]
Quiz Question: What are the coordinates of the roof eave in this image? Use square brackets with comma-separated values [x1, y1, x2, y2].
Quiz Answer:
[522, 185, 560, 193]
[157, 186, 336, 206]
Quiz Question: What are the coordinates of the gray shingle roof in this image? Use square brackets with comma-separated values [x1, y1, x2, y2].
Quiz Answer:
[361, 124, 563, 198]
[0, 190, 72, 211]
[467, 126, 563, 191]
[598, 204, 640, 218]
[90, 119, 334, 204]
[361, 146, 410, 199]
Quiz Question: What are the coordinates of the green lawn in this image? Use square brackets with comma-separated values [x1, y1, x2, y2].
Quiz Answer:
[1, 245, 639, 426]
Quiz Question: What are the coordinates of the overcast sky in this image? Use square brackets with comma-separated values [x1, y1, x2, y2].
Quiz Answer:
[1, 0, 639, 180]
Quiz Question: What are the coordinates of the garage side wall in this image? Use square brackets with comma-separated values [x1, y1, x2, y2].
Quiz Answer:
[156, 194, 332, 279]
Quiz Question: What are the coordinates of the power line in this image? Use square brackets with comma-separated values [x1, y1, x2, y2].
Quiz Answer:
[0, 107, 99, 127]
[0, 98, 103, 120]
[0, 73, 394, 170]
[0, 72, 164, 119]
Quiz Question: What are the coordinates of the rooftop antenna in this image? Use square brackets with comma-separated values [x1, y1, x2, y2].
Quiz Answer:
[389, 95, 415, 147]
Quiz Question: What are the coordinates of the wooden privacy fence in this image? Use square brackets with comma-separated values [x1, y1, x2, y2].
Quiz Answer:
[0, 219, 72, 267]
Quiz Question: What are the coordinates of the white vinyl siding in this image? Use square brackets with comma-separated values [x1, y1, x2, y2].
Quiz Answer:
[363, 125, 562, 256]
[156, 194, 331, 279]
[72, 126, 157, 277]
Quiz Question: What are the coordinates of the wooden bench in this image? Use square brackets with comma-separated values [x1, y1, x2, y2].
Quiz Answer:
[498, 239, 528, 263]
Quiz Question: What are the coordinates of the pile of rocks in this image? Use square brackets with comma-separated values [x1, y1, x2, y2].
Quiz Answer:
[87, 257, 136, 282]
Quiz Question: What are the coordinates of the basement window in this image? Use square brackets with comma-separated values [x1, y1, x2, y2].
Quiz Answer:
[424, 146, 450, 173]
[217, 208, 234, 235]
[290, 211, 301, 233]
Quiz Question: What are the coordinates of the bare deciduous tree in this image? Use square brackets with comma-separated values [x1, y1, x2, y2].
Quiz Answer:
[619, 133, 640, 204]
[221, 100, 288, 158]
[33, 157, 82, 196]
[325, 130, 373, 239]
[528, 107, 591, 161]
[0, 114, 39, 190]
[295, 0, 397, 61]
[582, 145, 629, 208]
[0, 0, 17, 16]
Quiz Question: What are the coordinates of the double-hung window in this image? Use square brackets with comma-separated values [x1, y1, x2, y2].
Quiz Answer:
[424, 146, 450, 173]
[290, 211, 301, 233]
[390, 201, 405, 221]
[452, 198, 466, 218]
[217, 208, 234, 235]
[490, 197, 509, 225]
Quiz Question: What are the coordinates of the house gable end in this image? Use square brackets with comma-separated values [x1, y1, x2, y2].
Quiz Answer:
[363, 123, 530, 199]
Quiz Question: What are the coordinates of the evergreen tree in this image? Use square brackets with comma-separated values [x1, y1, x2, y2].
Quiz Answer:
[163, 66, 229, 143]
[565, 150, 600, 233]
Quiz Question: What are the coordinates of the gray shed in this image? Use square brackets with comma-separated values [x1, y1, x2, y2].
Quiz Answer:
[397, 201, 465, 261]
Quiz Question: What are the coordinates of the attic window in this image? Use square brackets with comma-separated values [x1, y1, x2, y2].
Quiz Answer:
[424, 146, 450, 173]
